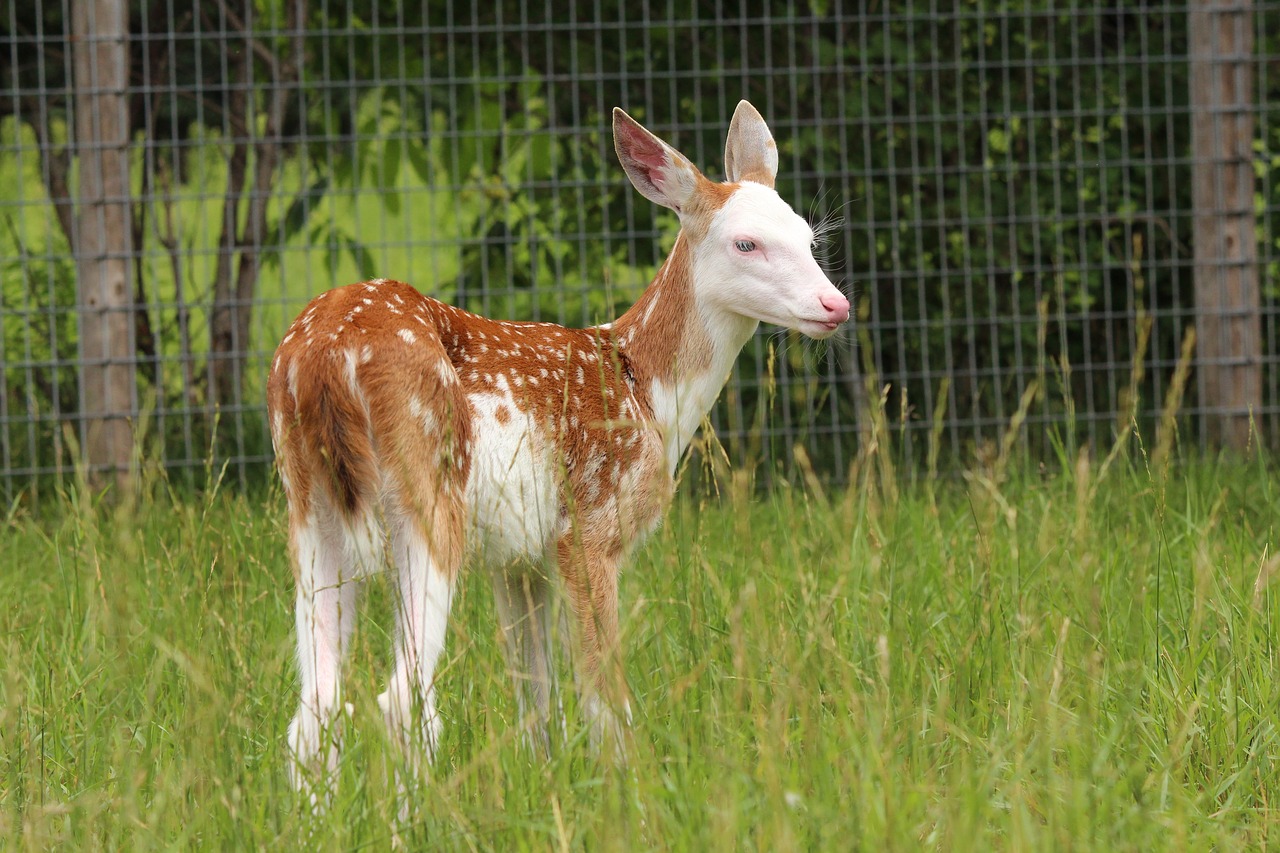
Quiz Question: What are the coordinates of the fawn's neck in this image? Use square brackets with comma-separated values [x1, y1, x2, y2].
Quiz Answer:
[613, 232, 758, 473]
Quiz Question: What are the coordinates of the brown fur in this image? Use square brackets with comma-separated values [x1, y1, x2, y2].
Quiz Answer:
[267, 281, 474, 577]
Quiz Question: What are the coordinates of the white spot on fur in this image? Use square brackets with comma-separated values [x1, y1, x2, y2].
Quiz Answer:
[343, 349, 361, 395]
[641, 297, 659, 326]
[398, 328, 417, 345]
[582, 454, 604, 491]
[408, 395, 438, 435]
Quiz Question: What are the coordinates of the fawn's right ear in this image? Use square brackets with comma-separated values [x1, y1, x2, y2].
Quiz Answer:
[613, 108, 701, 214]
[723, 100, 778, 187]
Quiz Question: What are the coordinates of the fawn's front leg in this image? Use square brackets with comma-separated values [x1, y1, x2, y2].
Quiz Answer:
[556, 535, 632, 754]
[492, 564, 561, 753]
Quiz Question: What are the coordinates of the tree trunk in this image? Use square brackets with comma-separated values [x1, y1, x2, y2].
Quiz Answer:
[72, 0, 135, 488]
[208, 0, 306, 412]
[1190, 0, 1260, 452]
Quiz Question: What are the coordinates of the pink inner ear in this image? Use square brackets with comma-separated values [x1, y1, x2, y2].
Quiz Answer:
[621, 125, 670, 180]
[632, 143, 668, 171]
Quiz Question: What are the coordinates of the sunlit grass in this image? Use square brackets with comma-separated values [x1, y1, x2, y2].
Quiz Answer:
[2, 448, 1279, 850]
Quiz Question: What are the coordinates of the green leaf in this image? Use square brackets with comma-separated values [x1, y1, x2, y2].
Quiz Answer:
[381, 138, 402, 214]
[343, 235, 376, 279]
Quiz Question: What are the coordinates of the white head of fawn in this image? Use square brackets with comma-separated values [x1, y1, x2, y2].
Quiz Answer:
[267, 100, 850, 798]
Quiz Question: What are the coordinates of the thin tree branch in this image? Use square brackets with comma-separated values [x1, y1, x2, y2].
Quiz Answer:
[152, 158, 198, 413]
[223, 0, 308, 406]
[207, 27, 253, 410]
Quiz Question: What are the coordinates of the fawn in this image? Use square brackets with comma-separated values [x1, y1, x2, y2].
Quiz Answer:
[267, 101, 850, 793]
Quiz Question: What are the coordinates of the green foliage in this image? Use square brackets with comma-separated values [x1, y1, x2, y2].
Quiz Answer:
[0, 117, 78, 475]
[3, 457, 1279, 848]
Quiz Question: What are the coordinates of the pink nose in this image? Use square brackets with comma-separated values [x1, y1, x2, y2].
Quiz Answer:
[820, 291, 851, 323]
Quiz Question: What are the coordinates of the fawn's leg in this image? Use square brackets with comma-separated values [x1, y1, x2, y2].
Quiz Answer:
[491, 564, 559, 752]
[556, 536, 631, 754]
[288, 514, 359, 801]
[380, 522, 456, 778]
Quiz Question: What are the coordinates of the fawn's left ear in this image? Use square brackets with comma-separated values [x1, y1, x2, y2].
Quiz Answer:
[723, 100, 778, 187]
[613, 108, 702, 214]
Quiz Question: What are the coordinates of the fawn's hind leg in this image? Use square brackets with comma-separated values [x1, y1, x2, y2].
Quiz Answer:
[379, 520, 458, 777]
[288, 512, 360, 800]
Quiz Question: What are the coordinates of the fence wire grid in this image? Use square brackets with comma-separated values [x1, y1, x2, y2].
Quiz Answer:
[2, 2, 1279, 496]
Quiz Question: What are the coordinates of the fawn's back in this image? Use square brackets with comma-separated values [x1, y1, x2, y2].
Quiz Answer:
[268, 275, 672, 575]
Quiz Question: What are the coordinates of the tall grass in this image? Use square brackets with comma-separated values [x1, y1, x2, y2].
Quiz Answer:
[2, 435, 1279, 850]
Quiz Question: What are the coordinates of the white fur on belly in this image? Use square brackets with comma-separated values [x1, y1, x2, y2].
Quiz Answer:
[463, 392, 560, 564]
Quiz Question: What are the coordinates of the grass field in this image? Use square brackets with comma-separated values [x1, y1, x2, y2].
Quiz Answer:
[3, 447, 1280, 851]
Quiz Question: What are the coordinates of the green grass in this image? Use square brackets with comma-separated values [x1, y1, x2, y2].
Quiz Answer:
[3, 453, 1280, 851]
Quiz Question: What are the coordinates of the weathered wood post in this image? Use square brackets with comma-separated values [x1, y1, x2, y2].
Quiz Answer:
[1190, 0, 1261, 451]
[71, 0, 135, 487]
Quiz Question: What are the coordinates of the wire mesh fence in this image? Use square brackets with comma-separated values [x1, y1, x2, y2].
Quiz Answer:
[2, 2, 1279, 498]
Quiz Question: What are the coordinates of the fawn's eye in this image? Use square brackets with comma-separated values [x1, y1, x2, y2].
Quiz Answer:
[734, 239, 757, 253]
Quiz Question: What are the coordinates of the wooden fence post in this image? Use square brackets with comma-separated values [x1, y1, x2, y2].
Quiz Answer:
[1190, 0, 1261, 452]
[72, 0, 135, 487]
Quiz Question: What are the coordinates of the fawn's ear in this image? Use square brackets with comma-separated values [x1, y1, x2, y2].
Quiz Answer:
[613, 108, 701, 213]
[723, 100, 778, 187]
